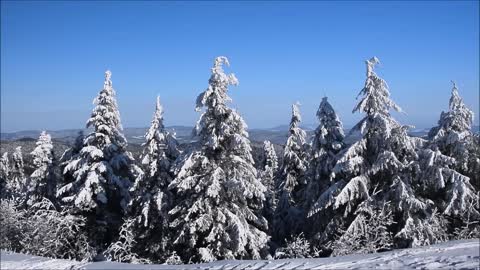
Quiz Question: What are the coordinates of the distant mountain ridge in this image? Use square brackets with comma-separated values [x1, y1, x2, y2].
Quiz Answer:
[0, 126, 194, 144]
[2, 125, 479, 146]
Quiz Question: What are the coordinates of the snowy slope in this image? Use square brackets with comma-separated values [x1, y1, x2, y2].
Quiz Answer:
[1, 239, 479, 269]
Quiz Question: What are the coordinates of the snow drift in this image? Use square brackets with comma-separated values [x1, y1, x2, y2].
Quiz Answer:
[1, 239, 479, 270]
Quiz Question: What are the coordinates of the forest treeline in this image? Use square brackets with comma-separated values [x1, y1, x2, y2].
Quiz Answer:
[0, 56, 478, 264]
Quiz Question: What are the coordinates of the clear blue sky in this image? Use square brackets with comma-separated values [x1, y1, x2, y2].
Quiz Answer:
[1, 1, 479, 132]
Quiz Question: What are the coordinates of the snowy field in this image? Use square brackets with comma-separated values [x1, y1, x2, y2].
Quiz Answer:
[1, 239, 479, 270]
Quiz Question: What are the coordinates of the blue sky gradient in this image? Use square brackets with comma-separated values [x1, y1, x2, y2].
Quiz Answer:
[1, 1, 479, 132]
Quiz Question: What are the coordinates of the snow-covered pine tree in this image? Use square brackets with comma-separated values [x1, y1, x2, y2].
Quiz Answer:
[274, 102, 309, 244]
[168, 56, 269, 262]
[259, 140, 278, 230]
[7, 147, 26, 200]
[0, 152, 10, 198]
[413, 147, 479, 233]
[305, 96, 345, 210]
[128, 96, 179, 262]
[307, 57, 437, 250]
[416, 148, 478, 214]
[57, 70, 141, 249]
[428, 82, 479, 190]
[416, 82, 480, 237]
[27, 131, 57, 205]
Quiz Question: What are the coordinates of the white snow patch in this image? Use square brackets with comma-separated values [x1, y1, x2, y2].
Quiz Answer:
[1, 239, 479, 269]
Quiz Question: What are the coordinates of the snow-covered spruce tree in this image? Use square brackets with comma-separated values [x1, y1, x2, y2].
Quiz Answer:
[428, 82, 479, 190]
[27, 131, 57, 205]
[307, 57, 437, 251]
[168, 56, 269, 262]
[305, 97, 345, 210]
[274, 103, 309, 244]
[413, 147, 479, 233]
[127, 96, 179, 262]
[0, 152, 10, 198]
[57, 70, 140, 250]
[259, 140, 278, 228]
[7, 146, 27, 200]
[411, 83, 480, 237]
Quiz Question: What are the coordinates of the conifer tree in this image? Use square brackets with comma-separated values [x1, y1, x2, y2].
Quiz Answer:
[259, 140, 278, 229]
[8, 147, 26, 200]
[28, 131, 57, 205]
[0, 152, 9, 198]
[429, 82, 479, 190]
[305, 97, 344, 209]
[308, 57, 437, 249]
[128, 96, 179, 262]
[419, 82, 480, 236]
[57, 70, 140, 249]
[168, 56, 269, 262]
[274, 103, 309, 243]
[415, 148, 478, 217]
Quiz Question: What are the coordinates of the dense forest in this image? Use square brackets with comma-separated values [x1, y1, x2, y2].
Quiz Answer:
[1, 56, 478, 264]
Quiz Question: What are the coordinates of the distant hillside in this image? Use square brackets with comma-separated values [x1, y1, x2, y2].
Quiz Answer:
[0, 126, 296, 145]
[0, 126, 194, 145]
[0, 136, 284, 177]
[2, 125, 478, 146]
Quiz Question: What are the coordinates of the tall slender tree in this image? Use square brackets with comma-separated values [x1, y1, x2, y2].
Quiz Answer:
[0, 152, 10, 198]
[308, 57, 439, 250]
[168, 57, 269, 262]
[305, 97, 345, 209]
[28, 131, 57, 205]
[8, 147, 26, 200]
[274, 103, 309, 243]
[57, 70, 141, 250]
[259, 140, 278, 230]
[128, 96, 179, 262]
[421, 82, 480, 233]
[428, 82, 479, 190]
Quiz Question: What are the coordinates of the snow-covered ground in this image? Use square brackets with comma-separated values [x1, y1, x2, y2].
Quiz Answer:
[1, 239, 479, 270]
